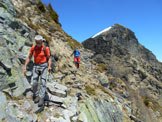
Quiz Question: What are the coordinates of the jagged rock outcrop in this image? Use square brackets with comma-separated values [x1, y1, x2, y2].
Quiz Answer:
[0, 0, 34, 91]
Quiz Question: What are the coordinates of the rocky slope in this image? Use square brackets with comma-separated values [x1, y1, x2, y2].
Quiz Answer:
[0, 0, 161, 122]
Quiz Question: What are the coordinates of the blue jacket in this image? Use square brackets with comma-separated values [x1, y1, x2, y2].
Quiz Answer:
[73, 51, 80, 57]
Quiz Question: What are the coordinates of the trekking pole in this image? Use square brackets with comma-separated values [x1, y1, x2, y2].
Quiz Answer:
[47, 71, 50, 82]
[51, 72, 55, 79]
[48, 71, 55, 81]
[47, 71, 53, 82]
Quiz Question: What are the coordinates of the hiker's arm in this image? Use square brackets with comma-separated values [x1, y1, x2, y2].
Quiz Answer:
[48, 56, 52, 72]
[23, 54, 32, 76]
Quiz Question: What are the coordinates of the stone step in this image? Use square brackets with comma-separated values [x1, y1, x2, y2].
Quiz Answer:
[47, 93, 65, 104]
[46, 82, 68, 98]
[47, 82, 68, 92]
[54, 83, 68, 91]
[47, 87, 67, 98]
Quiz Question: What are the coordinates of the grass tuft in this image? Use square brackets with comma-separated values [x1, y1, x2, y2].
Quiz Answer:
[85, 85, 96, 95]
[66, 38, 82, 49]
[95, 63, 108, 72]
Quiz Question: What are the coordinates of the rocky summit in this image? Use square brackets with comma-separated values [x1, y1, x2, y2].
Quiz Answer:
[0, 0, 162, 122]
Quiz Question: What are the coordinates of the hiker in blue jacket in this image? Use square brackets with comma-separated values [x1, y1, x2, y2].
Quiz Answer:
[71, 48, 80, 68]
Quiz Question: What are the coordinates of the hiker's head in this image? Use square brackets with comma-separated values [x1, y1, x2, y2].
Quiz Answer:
[35, 35, 43, 46]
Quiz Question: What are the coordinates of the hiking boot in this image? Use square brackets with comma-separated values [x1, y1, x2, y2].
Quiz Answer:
[77, 63, 79, 68]
[38, 98, 44, 107]
[33, 96, 39, 103]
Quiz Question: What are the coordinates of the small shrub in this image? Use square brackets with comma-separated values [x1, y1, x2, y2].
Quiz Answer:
[37, 1, 46, 13]
[48, 3, 59, 24]
[66, 38, 82, 49]
[85, 85, 96, 95]
[143, 96, 150, 107]
[95, 63, 108, 72]
[144, 99, 149, 107]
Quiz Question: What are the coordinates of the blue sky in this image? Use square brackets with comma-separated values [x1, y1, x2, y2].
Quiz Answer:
[42, 0, 162, 62]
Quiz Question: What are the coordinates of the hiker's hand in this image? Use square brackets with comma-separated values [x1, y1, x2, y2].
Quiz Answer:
[23, 67, 27, 77]
[48, 66, 52, 72]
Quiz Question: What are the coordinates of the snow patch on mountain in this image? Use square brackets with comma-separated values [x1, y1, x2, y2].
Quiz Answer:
[92, 26, 112, 38]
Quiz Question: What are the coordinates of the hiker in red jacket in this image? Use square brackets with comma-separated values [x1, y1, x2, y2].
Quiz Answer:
[23, 35, 51, 107]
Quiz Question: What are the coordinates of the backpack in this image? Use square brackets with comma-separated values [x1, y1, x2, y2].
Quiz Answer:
[33, 45, 56, 73]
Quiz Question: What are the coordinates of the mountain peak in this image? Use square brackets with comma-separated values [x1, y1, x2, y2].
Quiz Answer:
[91, 24, 128, 38]
[83, 24, 159, 67]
